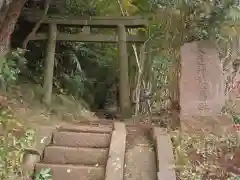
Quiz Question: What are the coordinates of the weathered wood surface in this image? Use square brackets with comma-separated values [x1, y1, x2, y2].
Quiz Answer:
[118, 25, 132, 119]
[22, 10, 147, 28]
[29, 33, 146, 43]
[42, 23, 57, 105]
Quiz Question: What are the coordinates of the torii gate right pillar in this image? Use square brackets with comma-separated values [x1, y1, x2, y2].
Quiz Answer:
[117, 25, 132, 119]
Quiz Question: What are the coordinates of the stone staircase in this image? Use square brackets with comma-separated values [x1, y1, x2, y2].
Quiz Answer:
[34, 124, 113, 180]
[28, 122, 177, 180]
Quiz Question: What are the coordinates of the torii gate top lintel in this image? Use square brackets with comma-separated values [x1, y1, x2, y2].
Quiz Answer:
[23, 10, 148, 28]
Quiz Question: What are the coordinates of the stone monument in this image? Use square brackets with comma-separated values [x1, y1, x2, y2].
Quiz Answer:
[180, 40, 231, 134]
[180, 40, 225, 116]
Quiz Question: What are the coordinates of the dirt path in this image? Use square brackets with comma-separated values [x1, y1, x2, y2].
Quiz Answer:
[124, 126, 157, 180]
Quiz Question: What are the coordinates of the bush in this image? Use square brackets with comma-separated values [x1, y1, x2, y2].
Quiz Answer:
[0, 48, 26, 90]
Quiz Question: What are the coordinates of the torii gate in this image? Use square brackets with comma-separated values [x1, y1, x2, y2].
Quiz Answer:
[22, 10, 148, 119]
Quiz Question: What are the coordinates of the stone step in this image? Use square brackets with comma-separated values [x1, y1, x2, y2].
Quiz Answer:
[57, 124, 112, 134]
[52, 131, 111, 148]
[43, 146, 108, 165]
[35, 163, 104, 180]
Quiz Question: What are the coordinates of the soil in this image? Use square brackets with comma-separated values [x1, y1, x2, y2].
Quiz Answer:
[181, 142, 240, 180]
[0, 83, 99, 127]
[124, 126, 157, 180]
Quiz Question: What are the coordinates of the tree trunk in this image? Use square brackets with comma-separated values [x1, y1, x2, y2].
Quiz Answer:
[0, 0, 26, 56]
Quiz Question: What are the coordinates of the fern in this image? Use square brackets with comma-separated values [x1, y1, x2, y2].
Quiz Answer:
[227, 5, 240, 21]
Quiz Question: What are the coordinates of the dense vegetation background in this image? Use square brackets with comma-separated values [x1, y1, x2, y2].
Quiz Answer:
[0, 0, 239, 117]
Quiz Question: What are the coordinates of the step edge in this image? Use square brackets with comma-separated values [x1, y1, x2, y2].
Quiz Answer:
[58, 129, 112, 134]
[40, 161, 107, 166]
[57, 126, 113, 134]
[45, 146, 109, 150]
[35, 163, 105, 169]
[53, 131, 111, 136]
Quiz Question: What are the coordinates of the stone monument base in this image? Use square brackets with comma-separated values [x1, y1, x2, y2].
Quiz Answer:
[180, 115, 237, 136]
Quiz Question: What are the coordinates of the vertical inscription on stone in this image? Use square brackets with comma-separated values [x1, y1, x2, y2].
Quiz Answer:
[180, 40, 225, 116]
[197, 42, 208, 111]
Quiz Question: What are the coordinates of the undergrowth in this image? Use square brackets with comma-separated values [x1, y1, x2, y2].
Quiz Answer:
[0, 48, 25, 91]
[34, 168, 52, 180]
[171, 130, 239, 180]
[0, 104, 35, 179]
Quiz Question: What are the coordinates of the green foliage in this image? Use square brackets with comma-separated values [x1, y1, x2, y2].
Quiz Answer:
[17, 0, 240, 111]
[149, 0, 238, 45]
[0, 48, 25, 87]
[64, 0, 92, 14]
[55, 41, 117, 106]
[0, 106, 35, 179]
[34, 168, 52, 180]
[25, 29, 119, 107]
[151, 54, 171, 88]
[61, 73, 86, 97]
[226, 4, 240, 21]
[232, 114, 240, 124]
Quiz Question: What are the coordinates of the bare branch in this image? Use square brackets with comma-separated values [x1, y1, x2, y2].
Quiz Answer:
[22, 0, 52, 49]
